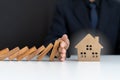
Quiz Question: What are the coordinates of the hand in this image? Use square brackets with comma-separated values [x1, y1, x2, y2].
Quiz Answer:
[58, 34, 70, 62]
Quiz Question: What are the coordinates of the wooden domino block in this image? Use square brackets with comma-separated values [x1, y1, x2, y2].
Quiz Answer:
[17, 46, 37, 61]
[0, 48, 9, 56]
[49, 40, 60, 61]
[26, 45, 45, 61]
[0, 47, 20, 60]
[37, 43, 53, 61]
[9, 46, 29, 60]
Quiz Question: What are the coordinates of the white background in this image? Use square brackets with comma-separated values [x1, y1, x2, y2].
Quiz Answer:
[0, 55, 120, 80]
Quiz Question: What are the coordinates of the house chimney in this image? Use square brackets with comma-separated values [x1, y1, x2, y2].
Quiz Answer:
[95, 36, 99, 42]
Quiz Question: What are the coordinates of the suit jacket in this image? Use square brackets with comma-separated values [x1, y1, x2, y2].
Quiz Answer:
[44, 0, 120, 57]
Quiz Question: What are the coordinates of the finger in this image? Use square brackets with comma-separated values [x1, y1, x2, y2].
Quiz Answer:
[60, 49, 66, 56]
[60, 41, 67, 49]
[59, 53, 66, 61]
[61, 34, 69, 44]
[61, 34, 68, 40]
[60, 57, 66, 62]
[59, 55, 66, 62]
[58, 48, 66, 61]
[61, 34, 70, 49]
[58, 47, 66, 56]
[58, 47, 62, 53]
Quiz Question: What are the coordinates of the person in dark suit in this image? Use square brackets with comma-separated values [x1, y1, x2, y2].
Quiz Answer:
[44, 0, 120, 61]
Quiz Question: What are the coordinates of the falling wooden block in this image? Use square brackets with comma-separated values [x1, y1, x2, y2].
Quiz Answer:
[17, 46, 37, 61]
[0, 48, 9, 56]
[9, 46, 29, 60]
[0, 47, 20, 60]
[75, 34, 103, 61]
[37, 43, 53, 61]
[26, 45, 45, 61]
[49, 40, 60, 61]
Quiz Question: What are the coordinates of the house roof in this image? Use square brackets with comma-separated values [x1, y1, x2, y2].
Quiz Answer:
[75, 34, 103, 49]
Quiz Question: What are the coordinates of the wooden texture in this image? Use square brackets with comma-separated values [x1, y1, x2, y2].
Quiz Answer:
[49, 40, 60, 61]
[0, 47, 20, 60]
[26, 45, 45, 61]
[37, 43, 53, 61]
[17, 46, 37, 61]
[75, 34, 103, 61]
[0, 48, 9, 56]
[9, 46, 29, 60]
[77, 52, 100, 61]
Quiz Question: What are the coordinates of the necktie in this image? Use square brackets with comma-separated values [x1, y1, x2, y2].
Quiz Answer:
[89, 3, 98, 29]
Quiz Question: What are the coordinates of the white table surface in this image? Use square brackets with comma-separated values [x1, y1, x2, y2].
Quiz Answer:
[0, 55, 120, 80]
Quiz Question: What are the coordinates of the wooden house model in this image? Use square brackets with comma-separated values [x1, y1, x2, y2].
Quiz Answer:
[75, 34, 103, 61]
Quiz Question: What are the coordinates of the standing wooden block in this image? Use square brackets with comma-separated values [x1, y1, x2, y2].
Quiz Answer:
[26, 45, 45, 61]
[9, 46, 29, 60]
[17, 46, 37, 61]
[49, 40, 60, 61]
[0, 48, 9, 56]
[0, 47, 20, 60]
[37, 43, 53, 61]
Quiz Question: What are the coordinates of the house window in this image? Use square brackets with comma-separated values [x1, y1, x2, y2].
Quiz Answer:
[92, 52, 95, 57]
[80, 52, 86, 58]
[80, 52, 83, 58]
[92, 52, 98, 58]
[95, 52, 98, 57]
[86, 45, 92, 50]
[84, 52, 86, 58]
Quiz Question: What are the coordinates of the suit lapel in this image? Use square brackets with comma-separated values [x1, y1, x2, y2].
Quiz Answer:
[73, 0, 91, 28]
